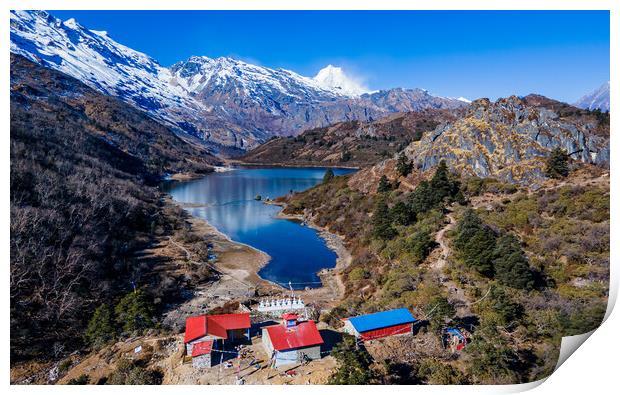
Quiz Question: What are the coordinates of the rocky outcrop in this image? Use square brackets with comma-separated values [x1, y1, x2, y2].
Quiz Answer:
[240, 109, 462, 167]
[350, 95, 609, 188]
[405, 96, 609, 184]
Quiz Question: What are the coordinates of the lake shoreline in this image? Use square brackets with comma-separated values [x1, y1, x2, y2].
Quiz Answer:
[163, 167, 355, 305]
[269, 200, 352, 278]
[227, 159, 360, 170]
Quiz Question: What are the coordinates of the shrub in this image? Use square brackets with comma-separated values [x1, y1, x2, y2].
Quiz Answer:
[348, 267, 370, 281]
[418, 360, 468, 384]
[396, 153, 413, 177]
[323, 168, 335, 183]
[545, 148, 569, 179]
[67, 374, 90, 385]
[406, 230, 435, 263]
[329, 335, 375, 384]
[106, 359, 162, 385]
[377, 175, 392, 193]
[466, 339, 519, 384]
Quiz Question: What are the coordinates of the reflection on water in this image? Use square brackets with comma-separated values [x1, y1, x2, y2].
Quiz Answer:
[163, 167, 355, 289]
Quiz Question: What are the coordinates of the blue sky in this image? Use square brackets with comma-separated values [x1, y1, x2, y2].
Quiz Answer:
[50, 10, 609, 102]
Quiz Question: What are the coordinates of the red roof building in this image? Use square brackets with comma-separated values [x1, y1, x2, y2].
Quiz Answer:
[184, 313, 251, 359]
[184, 312, 251, 343]
[261, 317, 324, 367]
[265, 320, 323, 350]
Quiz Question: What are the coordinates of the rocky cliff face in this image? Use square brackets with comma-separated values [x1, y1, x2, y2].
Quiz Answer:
[405, 96, 609, 183]
[241, 109, 462, 167]
[350, 95, 609, 189]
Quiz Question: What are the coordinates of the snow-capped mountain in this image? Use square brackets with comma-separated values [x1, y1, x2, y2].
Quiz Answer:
[574, 81, 610, 112]
[10, 10, 468, 151]
[313, 65, 370, 97]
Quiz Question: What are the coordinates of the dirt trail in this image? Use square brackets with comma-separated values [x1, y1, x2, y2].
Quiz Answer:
[431, 212, 456, 273]
[431, 210, 470, 317]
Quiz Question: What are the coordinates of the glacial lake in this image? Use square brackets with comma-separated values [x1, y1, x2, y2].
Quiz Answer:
[162, 167, 356, 289]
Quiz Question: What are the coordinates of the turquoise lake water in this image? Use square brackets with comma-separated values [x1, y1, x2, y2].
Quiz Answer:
[162, 167, 355, 289]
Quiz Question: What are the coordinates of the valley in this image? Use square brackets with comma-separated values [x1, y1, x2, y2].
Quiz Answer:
[8, 9, 610, 387]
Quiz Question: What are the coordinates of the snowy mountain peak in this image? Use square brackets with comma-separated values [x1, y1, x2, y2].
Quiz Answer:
[169, 55, 341, 101]
[574, 81, 610, 112]
[10, 10, 468, 150]
[63, 18, 79, 28]
[313, 64, 369, 97]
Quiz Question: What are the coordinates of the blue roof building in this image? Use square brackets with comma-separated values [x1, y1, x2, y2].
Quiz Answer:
[343, 308, 417, 340]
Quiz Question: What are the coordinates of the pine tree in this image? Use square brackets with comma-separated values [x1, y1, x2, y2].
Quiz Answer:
[377, 175, 392, 193]
[428, 296, 456, 333]
[545, 148, 569, 179]
[323, 168, 335, 183]
[493, 234, 534, 291]
[396, 153, 413, 177]
[408, 180, 436, 214]
[115, 290, 156, 334]
[85, 304, 117, 347]
[430, 160, 452, 198]
[454, 210, 496, 276]
[372, 199, 397, 240]
[390, 201, 415, 226]
[429, 160, 460, 205]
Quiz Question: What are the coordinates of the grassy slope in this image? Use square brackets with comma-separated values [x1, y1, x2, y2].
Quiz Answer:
[283, 167, 609, 384]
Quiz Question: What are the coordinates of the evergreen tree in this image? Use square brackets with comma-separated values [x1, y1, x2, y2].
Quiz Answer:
[428, 296, 456, 333]
[372, 199, 397, 240]
[84, 304, 117, 348]
[429, 160, 454, 200]
[390, 201, 415, 226]
[329, 335, 374, 384]
[454, 210, 496, 276]
[428, 160, 461, 205]
[408, 180, 436, 215]
[407, 230, 434, 262]
[493, 234, 534, 291]
[545, 148, 569, 179]
[115, 290, 156, 334]
[396, 153, 413, 177]
[323, 168, 335, 183]
[377, 175, 392, 193]
[486, 286, 524, 326]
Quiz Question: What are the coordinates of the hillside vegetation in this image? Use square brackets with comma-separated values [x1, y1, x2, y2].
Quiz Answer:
[10, 54, 216, 362]
[240, 110, 460, 167]
[283, 159, 609, 384]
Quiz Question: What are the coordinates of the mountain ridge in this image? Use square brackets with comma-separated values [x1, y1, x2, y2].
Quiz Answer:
[345, 94, 609, 192]
[10, 10, 467, 151]
[574, 81, 610, 112]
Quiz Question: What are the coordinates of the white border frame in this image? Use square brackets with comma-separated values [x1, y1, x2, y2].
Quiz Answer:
[2, 1, 617, 394]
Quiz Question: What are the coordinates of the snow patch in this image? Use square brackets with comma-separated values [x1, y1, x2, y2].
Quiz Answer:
[313, 65, 370, 97]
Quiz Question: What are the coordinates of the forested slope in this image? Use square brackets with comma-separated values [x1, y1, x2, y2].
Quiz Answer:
[10, 54, 216, 361]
